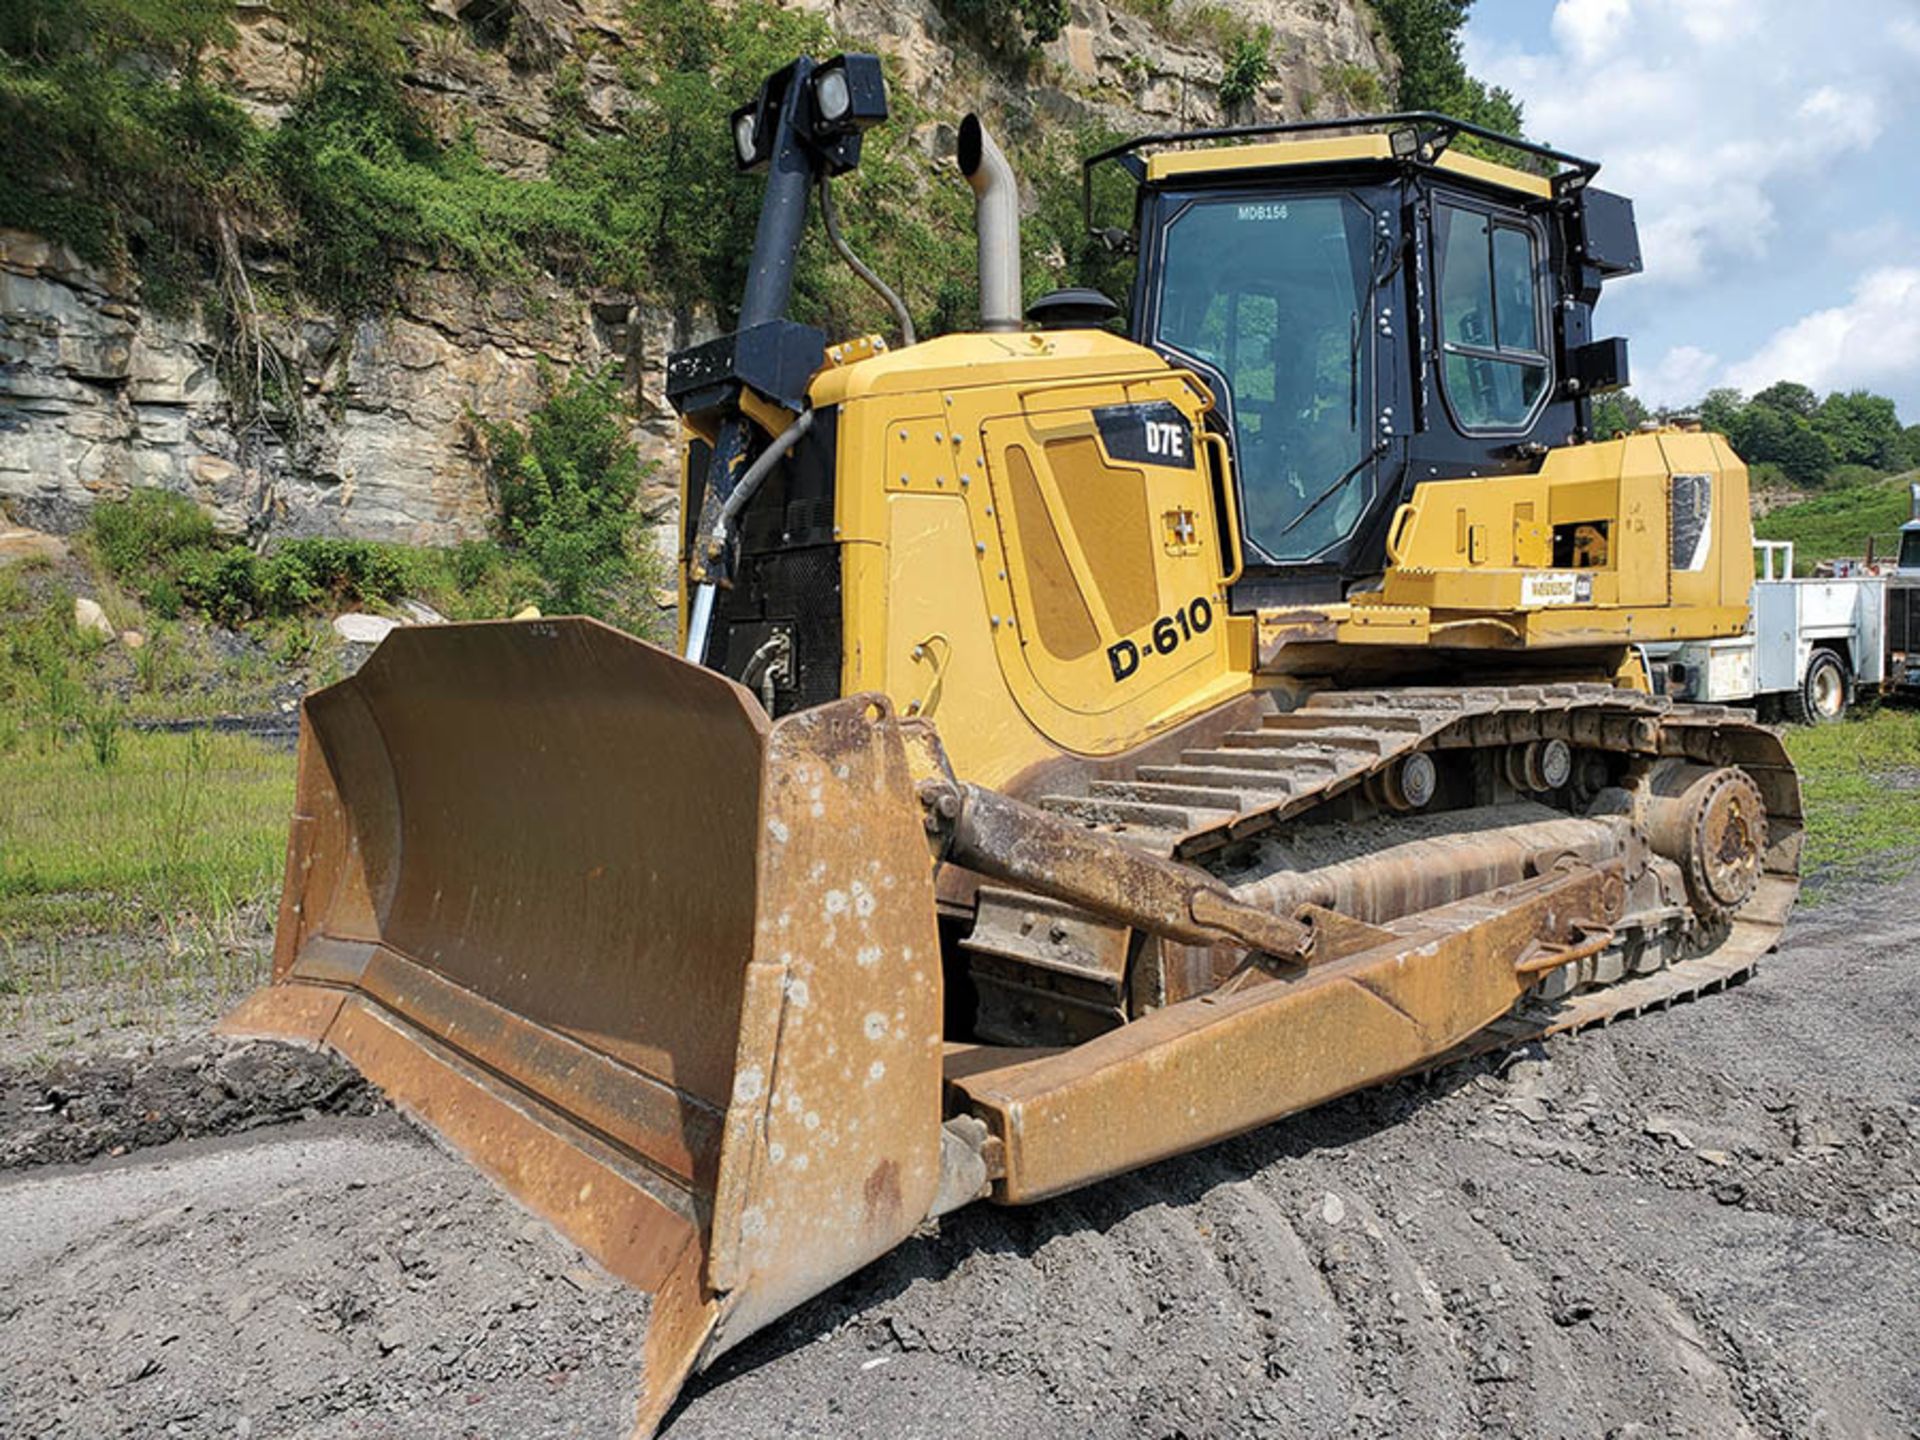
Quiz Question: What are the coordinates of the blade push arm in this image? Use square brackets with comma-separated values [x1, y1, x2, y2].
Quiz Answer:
[918, 777, 1315, 962]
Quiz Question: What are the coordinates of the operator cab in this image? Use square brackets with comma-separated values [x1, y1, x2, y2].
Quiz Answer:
[1900, 484, 1920, 575]
[1089, 117, 1643, 607]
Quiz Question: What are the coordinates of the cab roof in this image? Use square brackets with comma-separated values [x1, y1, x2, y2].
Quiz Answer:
[1084, 112, 1599, 226]
[1144, 132, 1553, 200]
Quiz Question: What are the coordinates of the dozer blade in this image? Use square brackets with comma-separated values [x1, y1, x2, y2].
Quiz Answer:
[221, 619, 948, 1435]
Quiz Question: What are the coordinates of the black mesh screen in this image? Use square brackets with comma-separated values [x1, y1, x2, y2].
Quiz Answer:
[702, 409, 842, 717]
[1891, 585, 1920, 656]
[708, 544, 842, 717]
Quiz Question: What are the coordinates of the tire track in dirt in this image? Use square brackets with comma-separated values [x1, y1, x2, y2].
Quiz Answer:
[669, 874, 1920, 1438]
[1187, 1169, 1349, 1433]
[4, 877, 1917, 1437]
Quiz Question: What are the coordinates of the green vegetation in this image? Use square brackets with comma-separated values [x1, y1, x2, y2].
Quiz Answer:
[271, 60, 611, 314]
[1589, 390, 1649, 439]
[0, 724, 292, 938]
[945, 0, 1070, 49]
[81, 489, 438, 624]
[1785, 708, 1920, 895]
[1369, 0, 1524, 137]
[1321, 61, 1389, 113]
[1220, 30, 1276, 112]
[1018, 118, 1138, 312]
[481, 364, 662, 624]
[1700, 383, 1920, 488]
[73, 371, 664, 632]
[1754, 470, 1917, 573]
[0, 0, 256, 294]
[0, 542, 291, 1033]
[1603, 383, 1920, 492]
[0, 0, 986, 339]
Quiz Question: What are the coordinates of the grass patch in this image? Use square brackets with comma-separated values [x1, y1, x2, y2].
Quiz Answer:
[1783, 706, 1920, 895]
[0, 725, 293, 938]
[81, 488, 557, 629]
[1754, 469, 1917, 573]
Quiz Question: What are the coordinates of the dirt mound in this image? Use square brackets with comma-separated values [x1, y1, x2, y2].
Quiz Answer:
[0, 1039, 378, 1169]
[2, 885, 1917, 1438]
[0, 1118, 651, 1439]
[661, 884, 1920, 1438]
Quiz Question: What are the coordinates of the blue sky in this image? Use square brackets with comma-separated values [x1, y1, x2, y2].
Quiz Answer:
[1463, 0, 1920, 422]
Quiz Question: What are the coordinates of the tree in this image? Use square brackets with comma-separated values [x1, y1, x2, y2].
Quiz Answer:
[1590, 389, 1648, 437]
[1750, 380, 1818, 420]
[1775, 421, 1835, 484]
[1814, 389, 1904, 469]
[1370, 0, 1524, 137]
[1724, 397, 1831, 486]
[1692, 381, 1914, 483]
[1370, 0, 1470, 110]
[1697, 387, 1744, 436]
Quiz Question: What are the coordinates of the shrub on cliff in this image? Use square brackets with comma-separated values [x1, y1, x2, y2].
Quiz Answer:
[0, 0, 257, 282]
[480, 364, 661, 628]
[1219, 30, 1275, 113]
[87, 489, 220, 581]
[87, 489, 452, 624]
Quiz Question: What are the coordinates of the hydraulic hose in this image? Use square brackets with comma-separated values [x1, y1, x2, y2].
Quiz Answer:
[684, 408, 817, 665]
[819, 177, 915, 348]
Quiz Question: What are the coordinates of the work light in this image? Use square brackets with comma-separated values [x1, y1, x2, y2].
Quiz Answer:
[808, 54, 887, 139]
[732, 104, 764, 168]
[814, 66, 851, 126]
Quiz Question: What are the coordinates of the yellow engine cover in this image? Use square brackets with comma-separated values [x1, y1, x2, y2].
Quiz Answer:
[689, 332, 1759, 788]
[811, 331, 1254, 790]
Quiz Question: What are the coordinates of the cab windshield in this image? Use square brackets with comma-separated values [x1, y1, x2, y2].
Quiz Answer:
[1152, 193, 1377, 561]
[1902, 528, 1920, 572]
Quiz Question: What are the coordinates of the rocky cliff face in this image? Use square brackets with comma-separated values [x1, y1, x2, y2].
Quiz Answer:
[0, 0, 1391, 551]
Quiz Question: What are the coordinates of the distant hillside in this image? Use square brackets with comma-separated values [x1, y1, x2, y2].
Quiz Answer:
[1754, 469, 1918, 573]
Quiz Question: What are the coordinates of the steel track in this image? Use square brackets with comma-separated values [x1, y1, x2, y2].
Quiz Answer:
[1036, 684, 1803, 1047]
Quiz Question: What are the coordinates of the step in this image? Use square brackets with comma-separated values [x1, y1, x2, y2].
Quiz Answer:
[1221, 730, 1393, 756]
[1179, 746, 1331, 774]
[1135, 764, 1297, 795]
[1087, 778, 1267, 810]
[1038, 794, 1225, 840]
[1261, 711, 1428, 733]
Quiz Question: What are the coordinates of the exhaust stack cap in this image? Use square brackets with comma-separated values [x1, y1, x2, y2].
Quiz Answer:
[1910, 480, 1920, 524]
[957, 114, 1022, 334]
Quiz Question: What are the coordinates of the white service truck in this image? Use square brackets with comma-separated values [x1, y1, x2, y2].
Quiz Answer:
[1658, 503, 1920, 723]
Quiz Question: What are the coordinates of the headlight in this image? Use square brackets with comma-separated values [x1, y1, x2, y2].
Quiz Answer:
[807, 54, 887, 144]
[814, 67, 851, 125]
[732, 109, 760, 167]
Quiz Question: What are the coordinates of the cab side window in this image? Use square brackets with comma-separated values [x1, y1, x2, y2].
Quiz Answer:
[1435, 202, 1549, 432]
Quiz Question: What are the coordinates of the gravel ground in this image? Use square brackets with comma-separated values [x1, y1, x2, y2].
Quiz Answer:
[2, 874, 1916, 1439]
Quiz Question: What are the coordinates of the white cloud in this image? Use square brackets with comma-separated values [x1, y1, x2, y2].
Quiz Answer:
[1464, 0, 1915, 286]
[1638, 344, 1723, 409]
[1725, 266, 1920, 397]
[1551, 0, 1633, 63]
[1829, 218, 1916, 263]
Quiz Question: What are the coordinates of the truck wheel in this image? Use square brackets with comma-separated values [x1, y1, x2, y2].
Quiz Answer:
[1788, 649, 1850, 725]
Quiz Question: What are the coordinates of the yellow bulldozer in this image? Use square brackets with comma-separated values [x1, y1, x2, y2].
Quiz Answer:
[225, 54, 1799, 1435]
